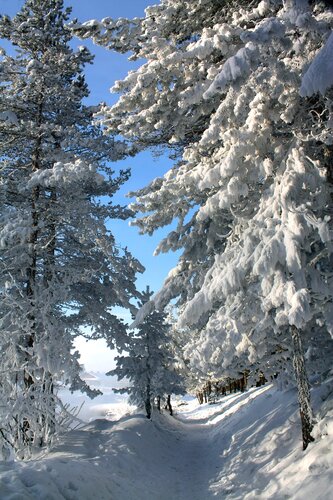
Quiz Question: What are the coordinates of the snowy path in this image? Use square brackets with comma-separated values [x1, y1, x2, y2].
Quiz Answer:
[165, 386, 277, 499]
[0, 383, 332, 500]
[169, 427, 216, 500]
[150, 418, 221, 500]
[46, 394, 234, 500]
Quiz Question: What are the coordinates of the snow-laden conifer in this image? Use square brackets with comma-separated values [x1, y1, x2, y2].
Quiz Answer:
[109, 288, 185, 419]
[73, 0, 333, 448]
[0, 0, 142, 459]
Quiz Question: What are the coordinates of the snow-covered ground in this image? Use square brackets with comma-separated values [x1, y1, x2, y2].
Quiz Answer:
[0, 376, 332, 500]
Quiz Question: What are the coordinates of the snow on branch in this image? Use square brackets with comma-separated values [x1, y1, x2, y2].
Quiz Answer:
[203, 42, 258, 99]
[300, 31, 333, 97]
[130, 299, 155, 329]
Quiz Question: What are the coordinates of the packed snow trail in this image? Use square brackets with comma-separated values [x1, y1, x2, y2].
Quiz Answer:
[0, 383, 332, 499]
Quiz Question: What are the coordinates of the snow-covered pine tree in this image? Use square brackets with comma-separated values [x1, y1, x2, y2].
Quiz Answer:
[71, 0, 236, 310]
[165, 305, 211, 398]
[109, 287, 185, 419]
[0, 0, 142, 459]
[73, 0, 333, 449]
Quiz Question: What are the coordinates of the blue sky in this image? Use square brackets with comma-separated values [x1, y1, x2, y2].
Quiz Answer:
[1, 0, 180, 370]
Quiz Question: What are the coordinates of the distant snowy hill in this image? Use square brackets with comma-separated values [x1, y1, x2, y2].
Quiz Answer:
[0, 380, 332, 499]
[82, 371, 130, 390]
[81, 371, 101, 384]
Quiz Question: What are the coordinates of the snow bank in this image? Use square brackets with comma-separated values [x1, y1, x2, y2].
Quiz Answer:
[0, 381, 332, 499]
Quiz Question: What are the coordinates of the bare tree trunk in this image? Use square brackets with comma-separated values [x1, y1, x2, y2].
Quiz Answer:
[40, 371, 55, 445]
[145, 382, 152, 419]
[41, 186, 57, 440]
[166, 395, 173, 416]
[324, 144, 333, 187]
[23, 184, 40, 448]
[23, 101, 43, 450]
[240, 372, 247, 392]
[145, 397, 152, 419]
[291, 325, 315, 450]
[196, 391, 204, 404]
[144, 325, 152, 419]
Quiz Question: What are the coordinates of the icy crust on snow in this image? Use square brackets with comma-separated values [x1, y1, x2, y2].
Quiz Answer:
[300, 31, 333, 96]
[0, 382, 332, 500]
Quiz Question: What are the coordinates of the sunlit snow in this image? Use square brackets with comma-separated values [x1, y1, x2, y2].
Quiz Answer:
[0, 378, 332, 500]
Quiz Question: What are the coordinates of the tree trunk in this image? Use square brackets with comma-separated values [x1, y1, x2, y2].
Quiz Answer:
[196, 391, 204, 404]
[166, 395, 173, 416]
[41, 186, 57, 440]
[291, 325, 315, 450]
[40, 370, 55, 445]
[145, 381, 151, 419]
[145, 398, 152, 419]
[22, 102, 44, 449]
[22, 184, 40, 448]
[156, 396, 161, 411]
[324, 144, 333, 188]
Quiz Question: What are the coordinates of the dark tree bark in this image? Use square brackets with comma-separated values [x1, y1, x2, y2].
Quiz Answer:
[240, 373, 247, 392]
[196, 391, 204, 404]
[291, 325, 315, 450]
[41, 186, 57, 440]
[23, 103, 44, 447]
[23, 181, 40, 446]
[166, 395, 173, 416]
[145, 382, 152, 419]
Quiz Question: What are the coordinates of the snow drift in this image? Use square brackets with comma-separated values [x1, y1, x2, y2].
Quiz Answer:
[0, 379, 332, 500]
